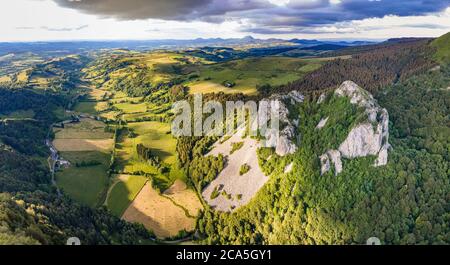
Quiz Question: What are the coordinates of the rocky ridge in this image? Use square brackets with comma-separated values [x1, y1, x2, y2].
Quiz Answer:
[319, 81, 390, 175]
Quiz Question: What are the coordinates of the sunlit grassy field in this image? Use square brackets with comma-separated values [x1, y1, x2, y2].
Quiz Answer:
[114, 121, 176, 174]
[114, 102, 147, 114]
[106, 174, 148, 217]
[53, 118, 113, 139]
[185, 56, 323, 95]
[56, 151, 110, 207]
[53, 118, 114, 207]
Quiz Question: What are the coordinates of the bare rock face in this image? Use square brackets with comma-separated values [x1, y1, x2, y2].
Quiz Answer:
[338, 123, 382, 157]
[264, 92, 303, 156]
[284, 162, 294, 173]
[275, 135, 298, 156]
[321, 81, 390, 175]
[320, 153, 331, 175]
[374, 145, 389, 166]
[317, 93, 326, 104]
[320, 150, 342, 176]
[327, 150, 343, 175]
[286, 90, 305, 104]
[316, 117, 329, 129]
[335, 81, 373, 108]
[336, 81, 390, 166]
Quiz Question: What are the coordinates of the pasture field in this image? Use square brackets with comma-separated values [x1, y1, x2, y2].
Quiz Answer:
[111, 90, 128, 99]
[73, 101, 109, 115]
[163, 180, 203, 217]
[185, 56, 324, 95]
[100, 110, 121, 121]
[122, 181, 198, 238]
[56, 151, 110, 207]
[109, 96, 143, 104]
[128, 121, 176, 164]
[16, 70, 29, 82]
[29, 77, 52, 88]
[53, 107, 71, 121]
[106, 174, 148, 217]
[86, 87, 109, 101]
[121, 112, 164, 122]
[53, 118, 113, 139]
[53, 138, 114, 152]
[87, 52, 188, 91]
[114, 102, 147, 114]
[53, 118, 114, 206]
[114, 129, 159, 174]
[114, 121, 176, 174]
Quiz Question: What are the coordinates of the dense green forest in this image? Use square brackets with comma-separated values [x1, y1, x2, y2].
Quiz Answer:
[279, 39, 436, 95]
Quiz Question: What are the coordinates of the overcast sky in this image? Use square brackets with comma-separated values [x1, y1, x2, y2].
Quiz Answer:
[2, 0, 450, 41]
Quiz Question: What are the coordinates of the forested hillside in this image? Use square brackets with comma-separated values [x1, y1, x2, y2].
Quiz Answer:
[279, 39, 436, 95]
[190, 36, 450, 245]
[0, 85, 153, 244]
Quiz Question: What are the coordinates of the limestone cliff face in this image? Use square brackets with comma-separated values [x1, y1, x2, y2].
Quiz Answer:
[320, 81, 391, 175]
[262, 91, 304, 156]
[257, 81, 389, 174]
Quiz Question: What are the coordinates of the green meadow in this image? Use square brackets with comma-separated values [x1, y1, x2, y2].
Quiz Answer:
[56, 151, 110, 207]
[106, 174, 148, 217]
[185, 56, 323, 95]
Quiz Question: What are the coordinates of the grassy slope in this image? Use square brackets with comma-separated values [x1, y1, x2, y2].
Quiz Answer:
[53, 119, 113, 207]
[432, 32, 450, 64]
[73, 101, 109, 115]
[56, 151, 110, 207]
[185, 57, 323, 95]
[107, 175, 148, 217]
[114, 121, 176, 175]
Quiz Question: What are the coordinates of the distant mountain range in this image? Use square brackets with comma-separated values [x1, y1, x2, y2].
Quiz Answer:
[0, 36, 423, 57]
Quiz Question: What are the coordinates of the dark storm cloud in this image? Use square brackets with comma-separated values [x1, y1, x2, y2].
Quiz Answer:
[52, 0, 267, 20]
[241, 0, 450, 34]
[339, 0, 450, 18]
[51, 0, 450, 34]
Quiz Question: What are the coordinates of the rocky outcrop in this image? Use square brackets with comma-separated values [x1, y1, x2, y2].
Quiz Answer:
[338, 123, 383, 157]
[317, 93, 326, 104]
[316, 117, 329, 129]
[320, 150, 342, 176]
[320, 154, 331, 175]
[285, 90, 305, 104]
[320, 81, 391, 175]
[284, 162, 294, 173]
[263, 91, 304, 156]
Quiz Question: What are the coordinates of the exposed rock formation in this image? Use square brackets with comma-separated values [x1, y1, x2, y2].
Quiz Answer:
[320, 150, 342, 176]
[286, 90, 305, 104]
[339, 123, 383, 157]
[320, 154, 330, 175]
[317, 93, 326, 104]
[321, 81, 391, 175]
[263, 91, 304, 156]
[284, 162, 294, 173]
[316, 117, 329, 129]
